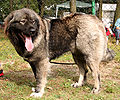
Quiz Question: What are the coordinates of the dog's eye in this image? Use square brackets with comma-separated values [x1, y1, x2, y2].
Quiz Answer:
[32, 20, 35, 24]
[20, 19, 27, 25]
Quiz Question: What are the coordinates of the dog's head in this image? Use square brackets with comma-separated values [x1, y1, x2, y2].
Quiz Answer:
[4, 8, 41, 52]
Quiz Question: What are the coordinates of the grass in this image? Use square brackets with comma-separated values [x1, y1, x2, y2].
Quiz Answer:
[0, 30, 120, 100]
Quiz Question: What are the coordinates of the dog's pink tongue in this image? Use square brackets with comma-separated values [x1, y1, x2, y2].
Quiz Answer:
[25, 37, 34, 52]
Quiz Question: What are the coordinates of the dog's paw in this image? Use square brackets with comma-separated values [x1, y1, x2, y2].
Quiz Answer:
[91, 88, 100, 94]
[30, 92, 43, 98]
[71, 82, 82, 88]
[30, 87, 44, 98]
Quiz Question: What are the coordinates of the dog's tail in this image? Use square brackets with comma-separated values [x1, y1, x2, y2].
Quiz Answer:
[102, 48, 115, 62]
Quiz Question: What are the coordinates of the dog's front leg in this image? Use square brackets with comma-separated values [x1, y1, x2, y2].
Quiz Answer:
[30, 58, 50, 98]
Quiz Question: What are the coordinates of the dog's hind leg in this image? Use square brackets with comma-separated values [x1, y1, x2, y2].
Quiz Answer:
[87, 59, 100, 94]
[71, 53, 88, 87]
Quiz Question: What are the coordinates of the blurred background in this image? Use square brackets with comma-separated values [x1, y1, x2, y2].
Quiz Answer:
[0, 0, 119, 25]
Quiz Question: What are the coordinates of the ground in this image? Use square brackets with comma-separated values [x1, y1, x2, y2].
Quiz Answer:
[0, 55, 120, 100]
[0, 29, 120, 99]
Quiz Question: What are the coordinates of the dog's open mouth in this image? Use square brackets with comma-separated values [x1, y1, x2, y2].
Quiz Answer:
[19, 33, 34, 52]
[25, 36, 34, 52]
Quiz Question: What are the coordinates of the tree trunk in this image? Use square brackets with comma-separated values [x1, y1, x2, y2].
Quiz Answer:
[26, 0, 30, 8]
[70, 0, 76, 14]
[37, 0, 45, 17]
[98, 0, 102, 20]
[10, 0, 13, 12]
[113, 1, 120, 26]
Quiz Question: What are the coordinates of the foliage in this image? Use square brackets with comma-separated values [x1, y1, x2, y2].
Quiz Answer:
[0, 0, 68, 21]
[0, 0, 39, 20]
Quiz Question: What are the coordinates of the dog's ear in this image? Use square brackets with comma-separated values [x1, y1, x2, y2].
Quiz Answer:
[4, 12, 14, 34]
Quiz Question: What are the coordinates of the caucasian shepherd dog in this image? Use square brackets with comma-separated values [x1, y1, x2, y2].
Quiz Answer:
[4, 8, 114, 98]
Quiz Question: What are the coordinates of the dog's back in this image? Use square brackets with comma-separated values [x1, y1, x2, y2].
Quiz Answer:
[49, 14, 108, 62]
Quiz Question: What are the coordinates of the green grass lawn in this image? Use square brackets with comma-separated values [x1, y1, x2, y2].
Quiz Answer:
[0, 30, 120, 100]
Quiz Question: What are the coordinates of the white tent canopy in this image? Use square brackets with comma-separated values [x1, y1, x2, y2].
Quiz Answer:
[56, 1, 92, 18]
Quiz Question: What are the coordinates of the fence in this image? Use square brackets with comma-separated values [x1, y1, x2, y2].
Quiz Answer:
[0, 0, 120, 62]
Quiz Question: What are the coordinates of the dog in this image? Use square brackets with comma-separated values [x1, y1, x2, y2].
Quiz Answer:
[4, 8, 114, 98]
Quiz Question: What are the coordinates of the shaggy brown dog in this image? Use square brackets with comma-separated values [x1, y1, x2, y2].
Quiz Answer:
[4, 8, 114, 98]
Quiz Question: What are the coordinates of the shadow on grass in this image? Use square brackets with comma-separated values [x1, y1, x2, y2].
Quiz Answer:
[50, 62, 94, 91]
[0, 62, 94, 91]
[1, 70, 36, 87]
